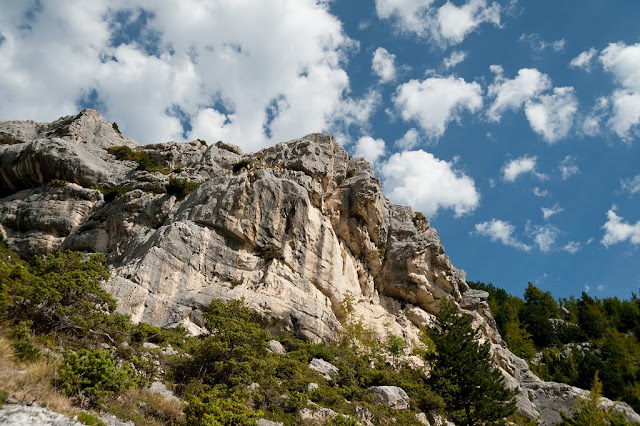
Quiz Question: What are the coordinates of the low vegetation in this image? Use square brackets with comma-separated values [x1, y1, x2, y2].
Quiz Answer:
[166, 177, 200, 201]
[106, 145, 170, 174]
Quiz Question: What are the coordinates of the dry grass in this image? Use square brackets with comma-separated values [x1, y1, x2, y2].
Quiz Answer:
[105, 387, 185, 426]
[0, 334, 73, 416]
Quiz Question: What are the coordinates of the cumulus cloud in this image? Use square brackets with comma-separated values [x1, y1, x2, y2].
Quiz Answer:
[474, 219, 531, 251]
[0, 1, 372, 151]
[353, 136, 386, 165]
[380, 150, 480, 216]
[519, 33, 566, 53]
[559, 155, 580, 180]
[533, 187, 550, 197]
[563, 241, 581, 254]
[600, 42, 640, 140]
[374, 0, 501, 46]
[372, 47, 397, 83]
[541, 204, 564, 220]
[394, 128, 421, 149]
[502, 155, 546, 182]
[526, 222, 559, 253]
[443, 50, 467, 69]
[602, 207, 640, 247]
[621, 175, 640, 196]
[487, 67, 551, 121]
[393, 76, 483, 139]
[570, 48, 598, 72]
[581, 97, 610, 137]
[524, 87, 578, 143]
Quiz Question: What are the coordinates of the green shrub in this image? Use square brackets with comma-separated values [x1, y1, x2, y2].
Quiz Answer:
[346, 169, 356, 179]
[10, 320, 40, 362]
[92, 185, 134, 202]
[258, 244, 281, 262]
[76, 412, 106, 426]
[0, 390, 6, 408]
[166, 177, 200, 200]
[185, 386, 262, 426]
[106, 146, 170, 174]
[48, 179, 69, 188]
[58, 348, 134, 407]
[112, 122, 121, 135]
[328, 415, 359, 426]
[197, 139, 207, 146]
[232, 159, 252, 174]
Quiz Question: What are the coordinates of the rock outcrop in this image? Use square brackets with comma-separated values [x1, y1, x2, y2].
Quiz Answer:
[1, 110, 639, 425]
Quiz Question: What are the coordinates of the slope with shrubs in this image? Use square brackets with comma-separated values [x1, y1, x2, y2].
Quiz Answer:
[470, 280, 640, 417]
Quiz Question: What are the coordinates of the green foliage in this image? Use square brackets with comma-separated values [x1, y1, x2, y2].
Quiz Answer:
[112, 122, 121, 135]
[258, 244, 281, 262]
[76, 412, 106, 426]
[166, 177, 200, 200]
[345, 169, 356, 179]
[232, 159, 252, 174]
[0, 389, 6, 408]
[0, 134, 24, 145]
[106, 146, 170, 174]
[184, 386, 261, 426]
[197, 139, 207, 146]
[10, 320, 41, 362]
[48, 179, 69, 188]
[0, 250, 115, 335]
[59, 348, 134, 407]
[504, 320, 537, 360]
[426, 299, 516, 425]
[92, 185, 134, 202]
[412, 212, 426, 225]
[385, 331, 407, 364]
[520, 282, 559, 347]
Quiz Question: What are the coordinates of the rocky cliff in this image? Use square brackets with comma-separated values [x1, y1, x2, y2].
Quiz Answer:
[1, 110, 638, 425]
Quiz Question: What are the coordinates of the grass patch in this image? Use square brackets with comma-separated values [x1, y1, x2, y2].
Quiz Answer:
[166, 178, 200, 201]
[106, 146, 170, 174]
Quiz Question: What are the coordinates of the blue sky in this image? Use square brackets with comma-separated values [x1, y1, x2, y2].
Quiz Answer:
[1, 0, 640, 299]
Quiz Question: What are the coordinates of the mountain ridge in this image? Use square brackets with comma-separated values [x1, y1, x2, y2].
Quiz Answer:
[1, 109, 638, 425]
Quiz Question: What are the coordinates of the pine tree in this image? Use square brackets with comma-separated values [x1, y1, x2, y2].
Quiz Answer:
[426, 299, 516, 425]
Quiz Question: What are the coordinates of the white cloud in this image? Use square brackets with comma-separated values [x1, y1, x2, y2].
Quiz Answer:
[581, 97, 610, 137]
[563, 241, 581, 254]
[443, 51, 467, 69]
[585, 284, 591, 293]
[372, 47, 397, 83]
[602, 207, 640, 247]
[393, 76, 483, 139]
[353, 136, 386, 165]
[487, 67, 552, 121]
[621, 175, 640, 195]
[0, 1, 370, 151]
[519, 33, 566, 53]
[597, 285, 607, 292]
[502, 155, 546, 182]
[380, 150, 479, 216]
[474, 219, 531, 251]
[570, 48, 598, 72]
[524, 87, 578, 143]
[600, 42, 640, 140]
[526, 222, 559, 253]
[541, 204, 564, 220]
[394, 128, 421, 149]
[374, 0, 501, 46]
[533, 187, 550, 197]
[559, 155, 580, 180]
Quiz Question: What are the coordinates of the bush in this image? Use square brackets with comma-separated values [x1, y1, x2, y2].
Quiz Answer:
[10, 321, 40, 362]
[197, 139, 207, 146]
[345, 169, 356, 179]
[106, 146, 169, 174]
[112, 122, 121, 135]
[184, 386, 262, 426]
[58, 348, 134, 406]
[48, 179, 69, 188]
[166, 178, 200, 201]
[92, 185, 134, 202]
[258, 244, 281, 262]
[76, 412, 106, 426]
[232, 159, 252, 174]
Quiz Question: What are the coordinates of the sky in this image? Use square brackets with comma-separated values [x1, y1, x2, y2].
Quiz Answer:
[1, 0, 640, 300]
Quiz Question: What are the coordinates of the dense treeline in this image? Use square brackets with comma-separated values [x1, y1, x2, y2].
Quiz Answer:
[470, 280, 640, 413]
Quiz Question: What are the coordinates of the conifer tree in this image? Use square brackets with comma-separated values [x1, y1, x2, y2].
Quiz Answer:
[426, 299, 516, 425]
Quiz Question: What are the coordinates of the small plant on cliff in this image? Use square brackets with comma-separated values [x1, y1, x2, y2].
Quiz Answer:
[48, 179, 69, 188]
[166, 177, 200, 201]
[112, 122, 121, 135]
[258, 244, 281, 262]
[232, 159, 252, 174]
[106, 146, 170, 174]
[426, 299, 516, 425]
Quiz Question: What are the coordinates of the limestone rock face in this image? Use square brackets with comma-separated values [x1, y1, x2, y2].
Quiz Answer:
[368, 386, 411, 410]
[2, 110, 639, 424]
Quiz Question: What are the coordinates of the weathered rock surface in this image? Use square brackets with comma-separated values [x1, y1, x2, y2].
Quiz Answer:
[368, 386, 411, 410]
[308, 358, 339, 381]
[2, 110, 640, 424]
[0, 404, 81, 426]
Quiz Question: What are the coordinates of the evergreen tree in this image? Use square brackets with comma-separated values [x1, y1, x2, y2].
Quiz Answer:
[426, 299, 516, 425]
[519, 283, 559, 347]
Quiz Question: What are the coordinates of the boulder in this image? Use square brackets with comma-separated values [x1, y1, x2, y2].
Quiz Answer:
[308, 358, 339, 381]
[368, 386, 411, 410]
